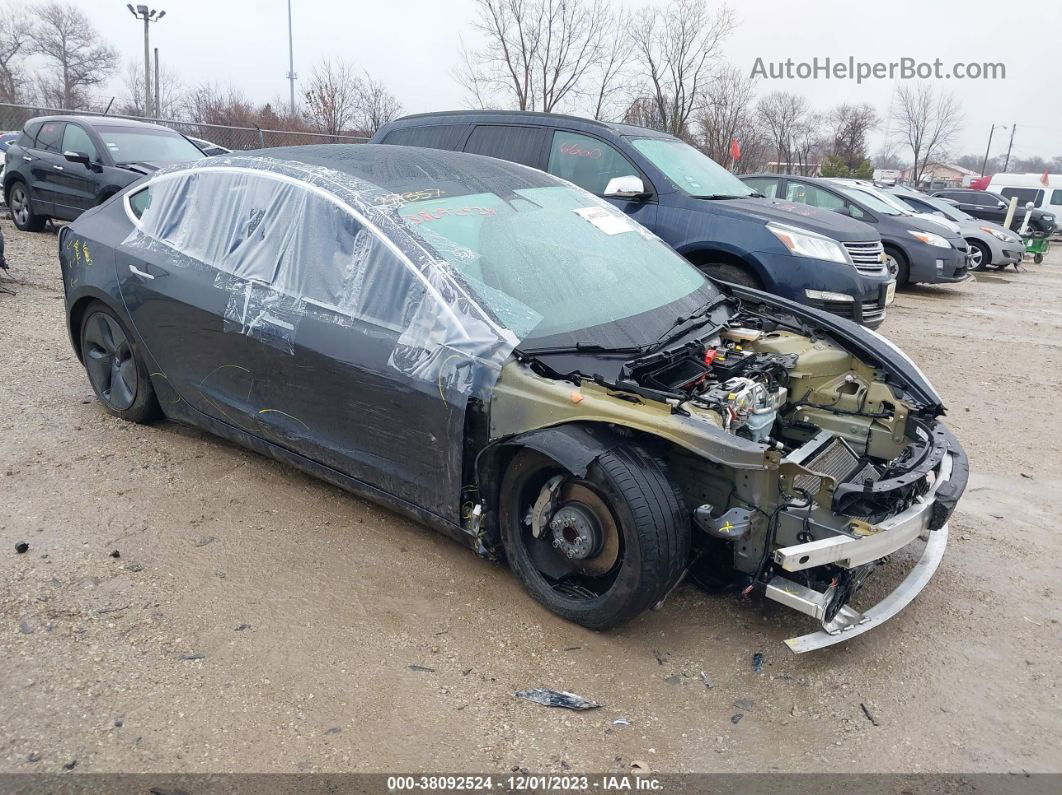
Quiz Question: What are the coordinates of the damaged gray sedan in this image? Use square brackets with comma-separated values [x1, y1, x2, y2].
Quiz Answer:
[59, 146, 968, 652]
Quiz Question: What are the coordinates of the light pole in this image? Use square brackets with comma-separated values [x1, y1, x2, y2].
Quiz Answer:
[126, 5, 166, 117]
[286, 0, 297, 118]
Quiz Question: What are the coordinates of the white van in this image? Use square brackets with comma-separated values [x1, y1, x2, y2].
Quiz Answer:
[986, 173, 1062, 223]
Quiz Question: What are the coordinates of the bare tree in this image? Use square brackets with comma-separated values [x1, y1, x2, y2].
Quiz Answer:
[457, 0, 612, 113]
[628, 0, 735, 137]
[303, 58, 361, 135]
[696, 64, 756, 165]
[30, 1, 119, 109]
[756, 90, 807, 172]
[0, 14, 33, 103]
[828, 102, 877, 170]
[585, 8, 632, 120]
[183, 83, 259, 127]
[118, 60, 184, 119]
[791, 113, 827, 176]
[355, 72, 402, 136]
[892, 83, 963, 185]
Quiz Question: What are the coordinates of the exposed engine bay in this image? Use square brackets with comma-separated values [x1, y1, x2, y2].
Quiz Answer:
[491, 296, 967, 651]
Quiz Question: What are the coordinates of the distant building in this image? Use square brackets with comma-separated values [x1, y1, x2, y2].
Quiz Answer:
[765, 162, 822, 176]
[901, 163, 980, 189]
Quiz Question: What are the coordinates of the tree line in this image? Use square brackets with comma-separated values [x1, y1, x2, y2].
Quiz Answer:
[1, 0, 1058, 174]
[0, 1, 402, 138]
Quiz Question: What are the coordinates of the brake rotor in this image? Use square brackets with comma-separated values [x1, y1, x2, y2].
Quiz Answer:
[551, 483, 620, 576]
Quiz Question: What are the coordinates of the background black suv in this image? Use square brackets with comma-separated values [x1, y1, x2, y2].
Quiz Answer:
[4, 115, 204, 232]
[931, 188, 1056, 237]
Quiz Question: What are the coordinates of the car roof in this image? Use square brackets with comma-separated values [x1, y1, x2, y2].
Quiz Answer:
[25, 114, 173, 130]
[385, 110, 676, 140]
[216, 143, 562, 194]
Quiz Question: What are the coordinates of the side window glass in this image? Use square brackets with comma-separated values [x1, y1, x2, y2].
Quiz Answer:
[18, 122, 41, 148]
[384, 124, 465, 151]
[35, 121, 65, 153]
[848, 203, 867, 219]
[62, 125, 99, 160]
[1052, 190, 1062, 205]
[785, 182, 816, 206]
[128, 187, 152, 219]
[464, 125, 543, 167]
[274, 191, 416, 331]
[743, 178, 777, 198]
[546, 131, 637, 195]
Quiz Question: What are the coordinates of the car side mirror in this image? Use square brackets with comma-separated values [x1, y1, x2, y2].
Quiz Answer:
[603, 175, 648, 199]
[63, 150, 91, 166]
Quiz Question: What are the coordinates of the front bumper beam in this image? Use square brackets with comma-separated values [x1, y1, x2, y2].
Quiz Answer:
[769, 523, 948, 653]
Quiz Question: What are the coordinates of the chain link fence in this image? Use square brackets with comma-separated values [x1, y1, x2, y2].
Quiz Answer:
[0, 102, 368, 151]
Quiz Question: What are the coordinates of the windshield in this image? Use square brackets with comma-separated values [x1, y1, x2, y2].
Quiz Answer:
[631, 138, 755, 198]
[396, 185, 716, 342]
[835, 184, 904, 215]
[98, 127, 205, 164]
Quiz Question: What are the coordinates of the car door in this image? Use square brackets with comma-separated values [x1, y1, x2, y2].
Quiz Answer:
[544, 129, 657, 229]
[115, 171, 297, 446]
[24, 120, 66, 213]
[51, 122, 103, 218]
[274, 195, 466, 520]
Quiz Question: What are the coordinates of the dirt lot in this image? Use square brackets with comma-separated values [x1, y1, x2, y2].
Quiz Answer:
[1, 216, 1060, 775]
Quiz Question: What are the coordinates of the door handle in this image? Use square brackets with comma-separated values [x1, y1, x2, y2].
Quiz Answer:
[22, 155, 33, 161]
[129, 264, 155, 280]
[53, 165, 64, 171]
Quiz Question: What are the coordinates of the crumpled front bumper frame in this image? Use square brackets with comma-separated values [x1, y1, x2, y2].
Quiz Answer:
[764, 425, 967, 653]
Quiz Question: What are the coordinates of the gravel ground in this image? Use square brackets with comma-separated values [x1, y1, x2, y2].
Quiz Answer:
[1, 216, 1060, 775]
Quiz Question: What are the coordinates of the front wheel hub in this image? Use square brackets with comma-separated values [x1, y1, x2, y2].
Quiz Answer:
[549, 503, 601, 560]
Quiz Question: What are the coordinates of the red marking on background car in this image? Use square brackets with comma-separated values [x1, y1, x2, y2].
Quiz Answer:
[404, 207, 498, 224]
[560, 142, 602, 159]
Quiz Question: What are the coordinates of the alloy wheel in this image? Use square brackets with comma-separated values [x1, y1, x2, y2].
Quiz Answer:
[83, 313, 138, 411]
[884, 254, 900, 279]
[968, 245, 983, 269]
[9, 184, 29, 226]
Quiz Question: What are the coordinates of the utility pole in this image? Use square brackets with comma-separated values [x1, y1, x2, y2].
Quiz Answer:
[126, 5, 166, 117]
[286, 0, 297, 118]
[980, 124, 997, 177]
[154, 47, 160, 119]
[1003, 124, 1017, 172]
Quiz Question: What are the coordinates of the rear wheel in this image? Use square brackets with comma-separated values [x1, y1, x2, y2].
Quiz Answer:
[79, 302, 160, 423]
[7, 181, 46, 232]
[499, 445, 690, 630]
[967, 239, 990, 271]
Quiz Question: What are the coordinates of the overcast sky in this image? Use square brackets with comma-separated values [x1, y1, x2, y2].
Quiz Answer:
[76, 0, 1061, 162]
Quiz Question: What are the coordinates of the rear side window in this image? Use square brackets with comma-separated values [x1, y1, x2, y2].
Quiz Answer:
[383, 124, 466, 152]
[1000, 187, 1044, 206]
[1052, 190, 1062, 205]
[34, 121, 65, 153]
[17, 122, 42, 148]
[967, 192, 998, 206]
[464, 125, 544, 167]
[133, 172, 415, 330]
[127, 187, 152, 219]
[546, 130, 638, 195]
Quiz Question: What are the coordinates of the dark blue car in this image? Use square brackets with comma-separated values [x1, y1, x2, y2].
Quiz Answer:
[371, 111, 895, 328]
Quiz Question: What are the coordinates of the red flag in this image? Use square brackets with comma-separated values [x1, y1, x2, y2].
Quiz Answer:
[729, 138, 741, 161]
[1041, 170, 1050, 187]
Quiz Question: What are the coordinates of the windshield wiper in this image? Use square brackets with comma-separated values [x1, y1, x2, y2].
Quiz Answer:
[517, 342, 647, 357]
[645, 295, 728, 354]
[690, 193, 754, 200]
